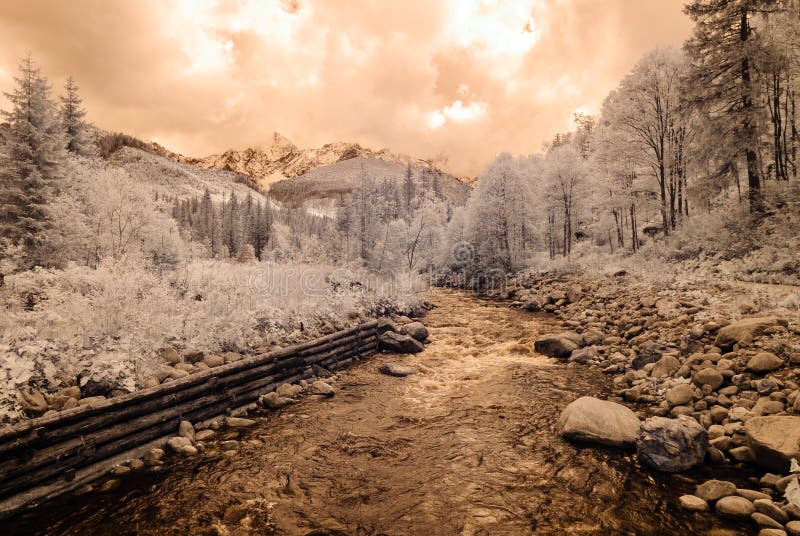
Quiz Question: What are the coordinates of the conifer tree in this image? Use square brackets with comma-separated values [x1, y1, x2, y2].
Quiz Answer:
[59, 76, 93, 155]
[0, 55, 64, 261]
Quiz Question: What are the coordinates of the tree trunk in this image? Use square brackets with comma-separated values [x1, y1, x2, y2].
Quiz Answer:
[740, 8, 763, 213]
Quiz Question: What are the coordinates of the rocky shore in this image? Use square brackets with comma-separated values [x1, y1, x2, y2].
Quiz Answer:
[492, 272, 800, 535]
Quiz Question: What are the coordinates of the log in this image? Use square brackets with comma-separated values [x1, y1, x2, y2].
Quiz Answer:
[0, 332, 374, 458]
[0, 320, 377, 445]
[0, 322, 379, 505]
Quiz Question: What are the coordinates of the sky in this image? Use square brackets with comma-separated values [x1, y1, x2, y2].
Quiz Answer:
[0, 0, 693, 176]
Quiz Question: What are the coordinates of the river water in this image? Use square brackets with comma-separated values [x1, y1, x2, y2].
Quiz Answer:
[6, 290, 752, 535]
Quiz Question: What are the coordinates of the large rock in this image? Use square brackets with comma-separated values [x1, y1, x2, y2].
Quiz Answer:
[534, 333, 580, 359]
[666, 384, 695, 406]
[746, 352, 784, 374]
[745, 416, 800, 472]
[17, 387, 48, 417]
[558, 396, 641, 447]
[715, 317, 788, 350]
[309, 381, 334, 397]
[636, 416, 709, 472]
[693, 368, 724, 390]
[695, 480, 737, 502]
[379, 332, 424, 354]
[632, 341, 668, 370]
[651, 355, 681, 378]
[401, 322, 429, 342]
[715, 496, 755, 519]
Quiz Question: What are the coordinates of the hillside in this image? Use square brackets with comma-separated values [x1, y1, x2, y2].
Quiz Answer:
[268, 155, 471, 209]
[182, 132, 472, 194]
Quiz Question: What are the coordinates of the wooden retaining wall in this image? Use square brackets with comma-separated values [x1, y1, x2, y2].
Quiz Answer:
[0, 320, 380, 519]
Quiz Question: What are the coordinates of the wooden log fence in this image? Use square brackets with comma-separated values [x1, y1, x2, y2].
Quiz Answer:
[0, 320, 380, 519]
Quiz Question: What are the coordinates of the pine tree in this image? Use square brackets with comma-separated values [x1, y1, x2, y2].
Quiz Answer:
[684, 0, 778, 213]
[0, 55, 64, 260]
[60, 76, 92, 155]
[403, 163, 415, 215]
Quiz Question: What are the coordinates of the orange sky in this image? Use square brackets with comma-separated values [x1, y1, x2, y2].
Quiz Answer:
[0, 0, 692, 176]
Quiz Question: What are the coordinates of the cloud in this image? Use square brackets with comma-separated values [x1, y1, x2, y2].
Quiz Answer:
[0, 0, 692, 176]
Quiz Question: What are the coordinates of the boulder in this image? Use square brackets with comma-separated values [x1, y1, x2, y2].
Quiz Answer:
[636, 416, 709, 472]
[166, 436, 192, 453]
[379, 332, 424, 354]
[17, 387, 48, 417]
[310, 381, 334, 397]
[745, 416, 800, 472]
[377, 317, 400, 334]
[259, 392, 293, 409]
[693, 368, 724, 390]
[534, 334, 580, 359]
[715, 496, 755, 519]
[159, 347, 181, 365]
[715, 317, 788, 350]
[566, 284, 583, 303]
[666, 384, 695, 406]
[522, 298, 544, 312]
[558, 396, 641, 447]
[695, 480, 737, 502]
[178, 420, 195, 441]
[632, 341, 668, 370]
[276, 383, 303, 397]
[401, 322, 429, 342]
[746, 353, 784, 374]
[651, 355, 681, 378]
[569, 347, 599, 364]
[379, 363, 417, 377]
[203, 354, 225, 368]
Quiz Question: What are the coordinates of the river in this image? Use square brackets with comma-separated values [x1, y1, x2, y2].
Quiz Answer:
[6, 290, 752, 535]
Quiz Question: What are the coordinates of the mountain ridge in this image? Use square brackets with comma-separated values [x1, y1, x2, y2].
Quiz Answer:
[175, 132, 475, 192]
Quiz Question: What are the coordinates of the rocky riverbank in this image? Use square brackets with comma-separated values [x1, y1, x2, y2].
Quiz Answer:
[486, 272, 800, 535]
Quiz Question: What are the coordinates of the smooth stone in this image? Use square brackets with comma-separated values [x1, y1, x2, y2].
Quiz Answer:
[715, 496, 755, 518]
[379, 363, 417, 377]
[679, 495, 709, 512]
[558, 396, 641, 448]
[696, 480, 737, 502]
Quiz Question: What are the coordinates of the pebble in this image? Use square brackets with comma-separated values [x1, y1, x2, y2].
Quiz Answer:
[752, 512, 784, 529]
[786, 521, 800, 536]
[737, 488, 773, 501]
[754, 499, 790, 523]
[178, 420, 195, 441]
[679, 494, 709, 512]
[100, 479, 121, 492]
[166, 436, 192, 453]
[225, 417, 256, 428]
[379, 363, 417, 377]
[195, 430, 216, 442]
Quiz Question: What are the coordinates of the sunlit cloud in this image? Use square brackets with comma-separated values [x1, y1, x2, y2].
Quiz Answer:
[0, 0, 693, 176]
[428, 98, 488, 129]
[444, 0, 541, 77]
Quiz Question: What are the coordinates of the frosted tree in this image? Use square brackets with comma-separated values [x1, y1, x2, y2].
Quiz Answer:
[60, 76, 93, 155]
[0, 55, 65, 263]
[685, 0, 779, 213]
[544, 145, 588, 257]
[602, 47, 688, 234]
[464, 153, 535, 271]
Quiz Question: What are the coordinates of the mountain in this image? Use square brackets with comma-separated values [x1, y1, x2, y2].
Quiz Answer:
[268, 156, 471, 210]
[182, 132, 472, 194]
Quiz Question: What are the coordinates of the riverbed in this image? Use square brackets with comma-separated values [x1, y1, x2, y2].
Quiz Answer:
[6, 290, 751, 535]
